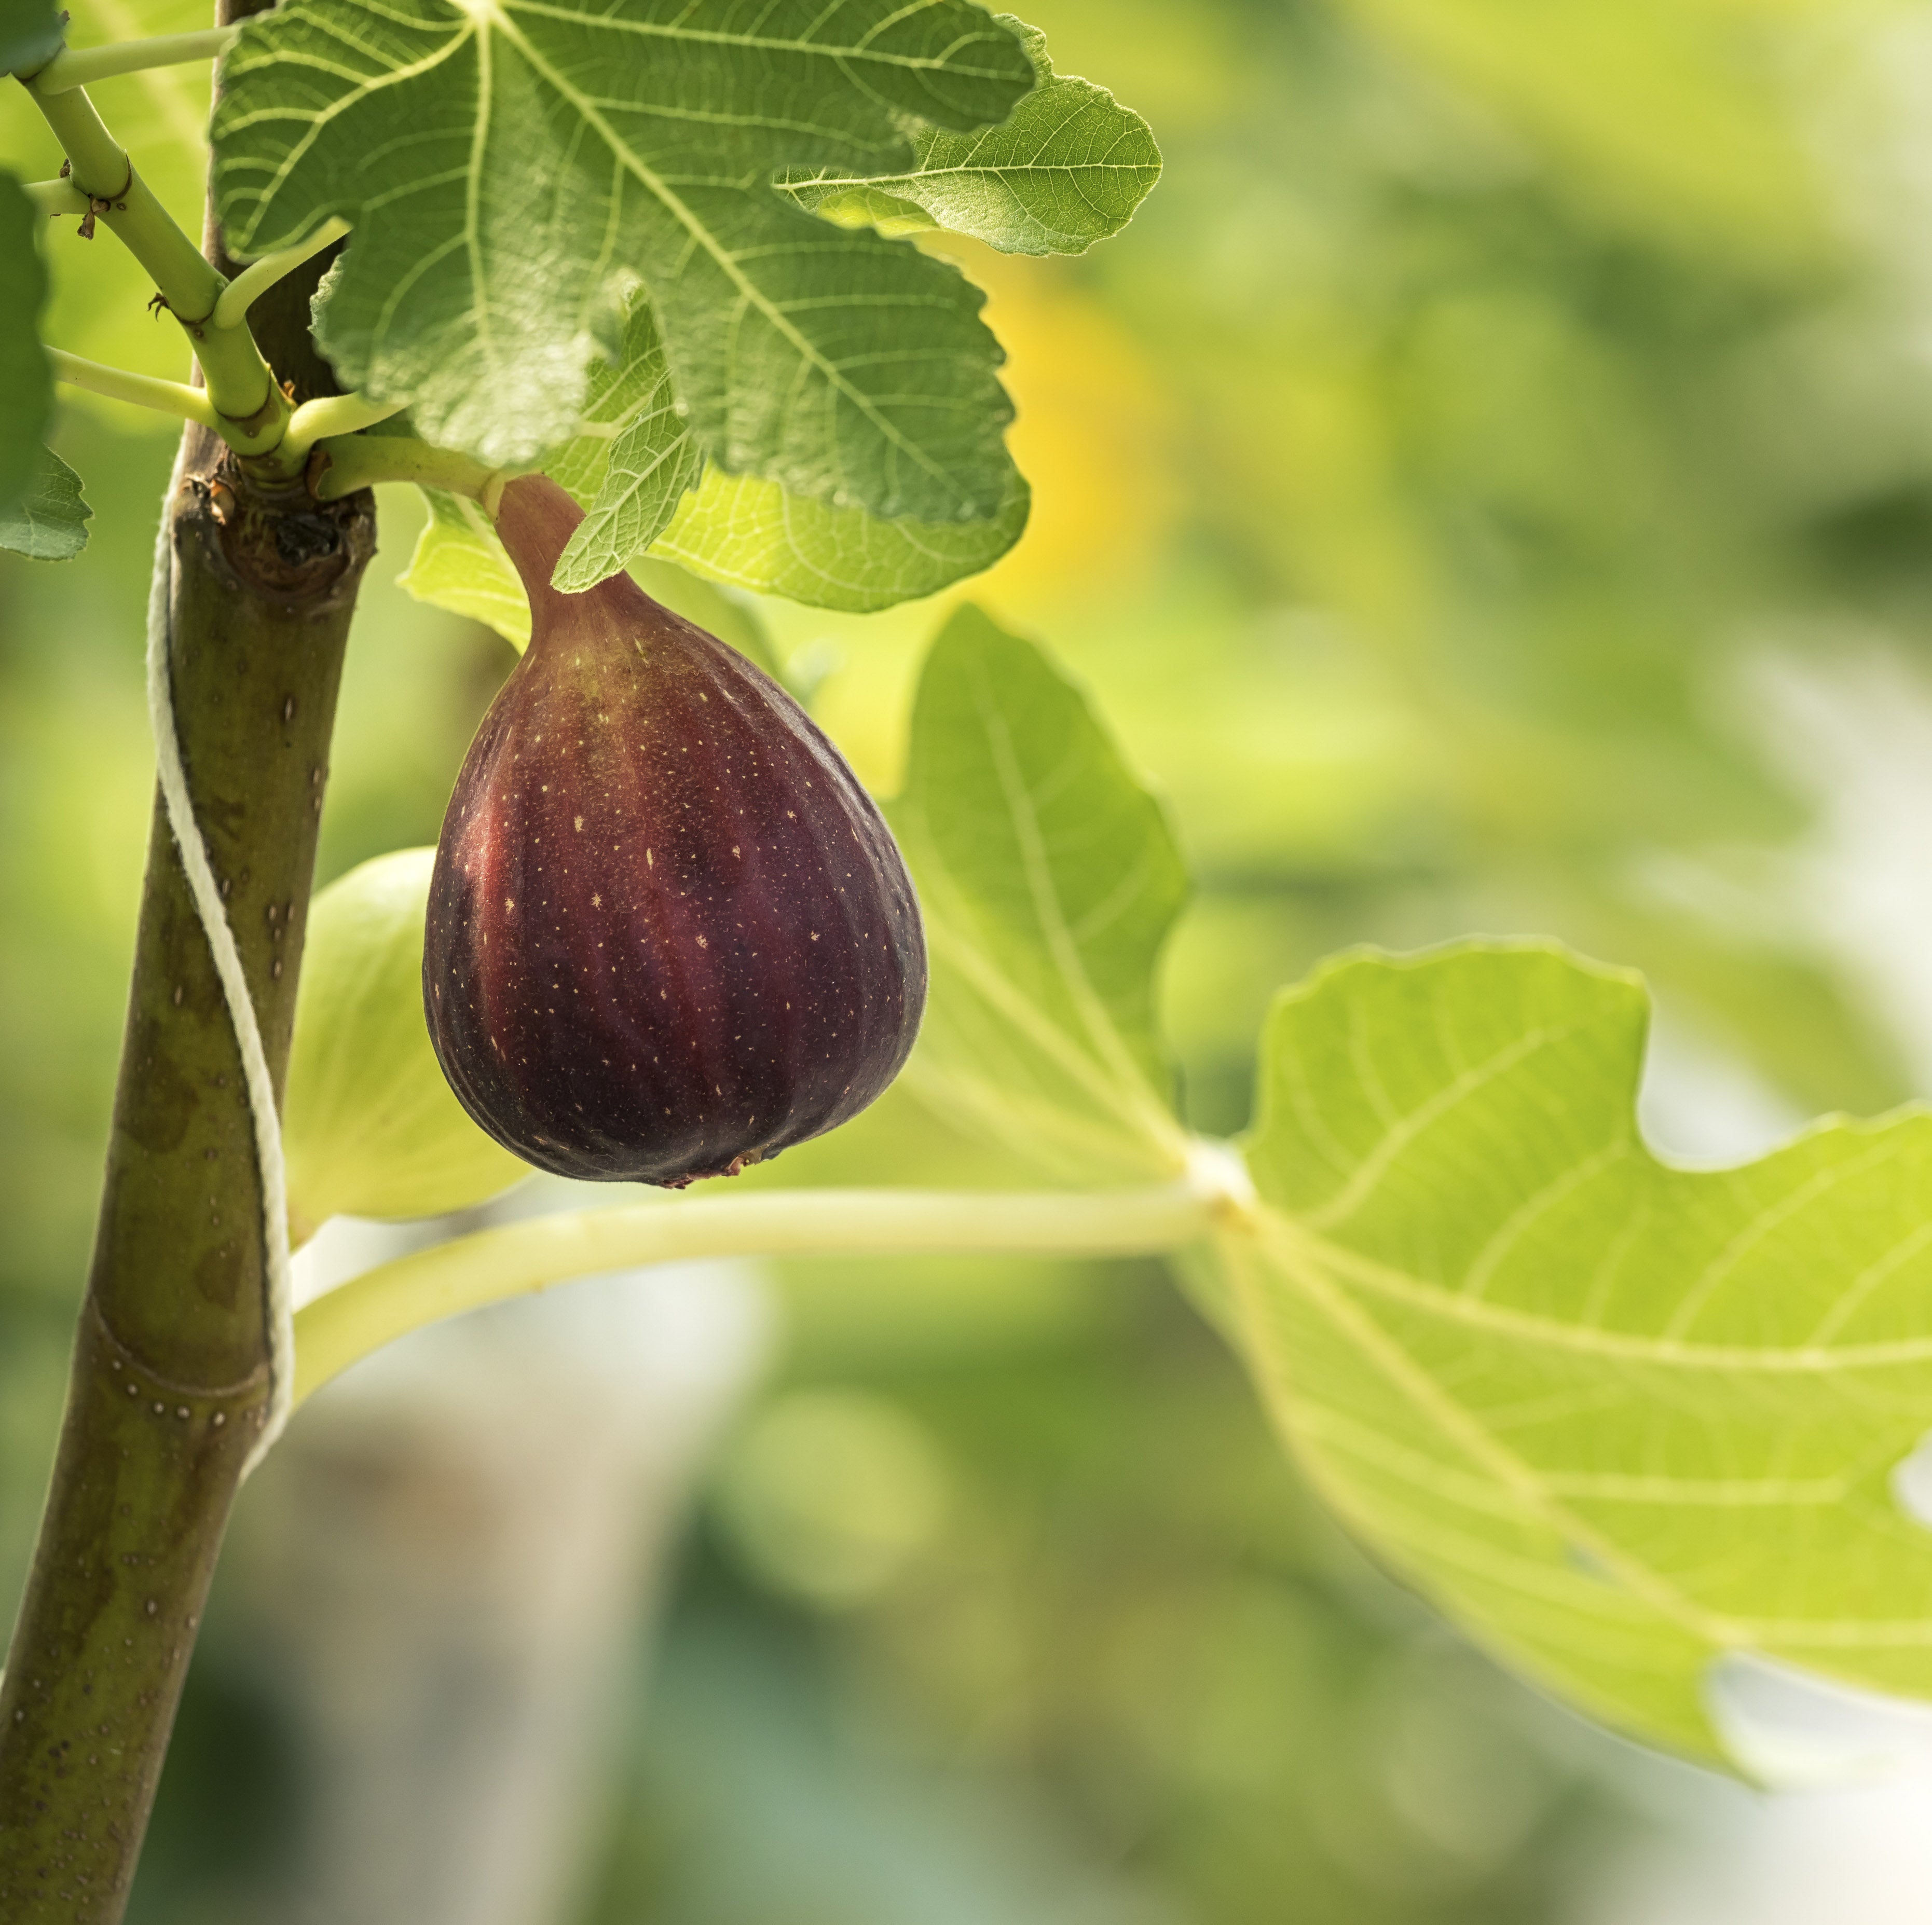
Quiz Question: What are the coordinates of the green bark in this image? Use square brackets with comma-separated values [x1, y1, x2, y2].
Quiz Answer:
[0, 430, 373, 1920]
[0, 16, 373, 1897]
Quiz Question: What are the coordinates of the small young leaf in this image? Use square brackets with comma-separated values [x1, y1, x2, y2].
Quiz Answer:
[211, 0, 1033, 519]
[0, 171, 51, 512]
[654, 460, 1029, 613]
[1221, 942, 1932, 1762]
[891, 606, 1191, 1179]
[0, 446, 90, 560]
[548, 289, 704, 593]
[284, 848, 528, 1234]
[780, 18, 1162, 256]
[401, 486, 784, 680]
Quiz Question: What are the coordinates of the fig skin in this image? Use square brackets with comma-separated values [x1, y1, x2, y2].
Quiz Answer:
[423, 475, 926, 1186]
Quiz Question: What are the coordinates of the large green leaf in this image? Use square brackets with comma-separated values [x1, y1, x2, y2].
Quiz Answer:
[0, 172, 50, 510]
[780, 17, 1160, 256]
[1221, 941, 1932, 1761]
[396, 283, 1026, 610]
[211, 0, 1033, 518]
[891, 606, 1190, 1180]
[655, 460, 1028, 613]
[0, 445, 90, 559]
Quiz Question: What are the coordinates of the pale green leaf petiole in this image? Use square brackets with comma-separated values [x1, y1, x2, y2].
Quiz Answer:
[24, 177, 87, 216]
[29, 27, 237, 94]
[212, 216, 350, 332]
[308, 433, 506, 504]
[281, 390, 405, 464]
[292, 1145, 1254, 1409]
[48, 347, 216, 428]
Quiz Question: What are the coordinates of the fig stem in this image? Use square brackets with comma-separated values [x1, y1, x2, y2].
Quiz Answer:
[211, 215, 351, 329]
[293, 1150, 1255, 1407]
[24, 175, 88, 215]
[48, 346, 218, 428]
[18, 66, 289, 436]
[281, 389, 405, 463]
[21, 27, 238, 92]
[309, 432, 506, 503]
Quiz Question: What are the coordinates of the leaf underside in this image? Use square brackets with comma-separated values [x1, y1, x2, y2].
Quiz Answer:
[211, 0, 1032, 519]
[655, 460, 1030, 613]
[1223, 942, 1932, 1762]
[0, 446, 91, 560]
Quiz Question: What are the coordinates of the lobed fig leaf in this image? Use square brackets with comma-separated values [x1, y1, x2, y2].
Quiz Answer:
[283, 848, 530, 1238]
[423, 475, 926, 1185]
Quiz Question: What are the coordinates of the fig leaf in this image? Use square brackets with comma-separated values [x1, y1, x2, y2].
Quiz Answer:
[0, 0, 62, 78]
[210, 0, 1033, 518]
[890, 605, 1191, 1180]
[655, 460, 1028, 614]
[0, 446, 90, 560]
[779, 17, 1161, 256]
[283, 848, 528, 1235]
[1217, 941, 1932, 1763]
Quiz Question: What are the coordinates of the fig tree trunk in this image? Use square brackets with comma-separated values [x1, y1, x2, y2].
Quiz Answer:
[0, 13, 374, 1907]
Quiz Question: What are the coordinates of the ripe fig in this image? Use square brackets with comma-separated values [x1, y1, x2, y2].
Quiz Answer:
[423, 475, 926, 1186]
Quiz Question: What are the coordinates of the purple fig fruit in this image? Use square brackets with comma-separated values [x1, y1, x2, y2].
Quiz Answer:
[422, 475, 926, 1186]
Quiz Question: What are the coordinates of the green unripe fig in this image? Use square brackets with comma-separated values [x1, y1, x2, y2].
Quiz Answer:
[284, 847, 529, 1238]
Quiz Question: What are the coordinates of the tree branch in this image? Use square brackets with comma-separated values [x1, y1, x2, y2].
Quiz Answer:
[0, 1, 376, 1906]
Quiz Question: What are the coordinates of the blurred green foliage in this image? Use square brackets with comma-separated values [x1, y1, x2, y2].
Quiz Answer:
[7, 0, 1932, 1916]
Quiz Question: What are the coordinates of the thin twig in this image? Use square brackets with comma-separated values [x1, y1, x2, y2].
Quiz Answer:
[48, 347, 218, 428]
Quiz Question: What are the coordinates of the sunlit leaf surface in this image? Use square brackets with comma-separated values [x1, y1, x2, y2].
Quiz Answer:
[397, 283, 1026, 613]
[211, 0, 1032, 516]
[546, 290, 702, 594]
[780, 17, 1160, 256]
[656, 461, 1028, 613]
[892, 606, 1190, 1180]
[1224, 943, 1932, 1759]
